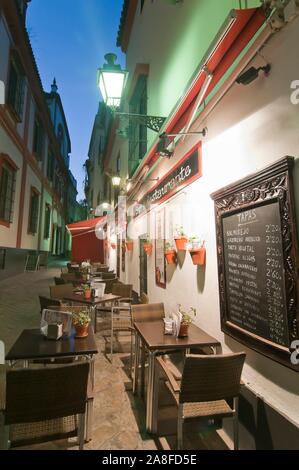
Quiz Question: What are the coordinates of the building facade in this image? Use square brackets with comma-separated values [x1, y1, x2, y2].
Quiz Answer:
[0, 0, 78, 270]
[97, 0, 299, 449]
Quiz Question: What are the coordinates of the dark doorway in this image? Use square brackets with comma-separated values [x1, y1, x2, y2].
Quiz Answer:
[139, 235, 148, 295]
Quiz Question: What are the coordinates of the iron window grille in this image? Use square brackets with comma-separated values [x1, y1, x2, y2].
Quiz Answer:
[129, 75, 148, 178]
[7, 54, 25, 122]
[28, 188, 39, 234]
[33, 117, 44, 161]
[44, 204, 51, 239]
[0, 160, 17, 224]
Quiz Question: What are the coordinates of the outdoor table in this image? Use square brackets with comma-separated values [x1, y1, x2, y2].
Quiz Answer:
[5, 325, 98, 441]
[63, 293, 122, 332]
[133, 320, 222, 434]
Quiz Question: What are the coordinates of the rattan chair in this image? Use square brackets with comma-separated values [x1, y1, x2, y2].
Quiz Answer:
[101, 284, 133, 361]
[156, 352, 246, 450]
[49, 284, 74, 300]
[131, 302, 164, 323]
[2, 362, 90, 450]
[95, 283, 132, 333]
[54, 277, 65, 286]
[139, 292, 149, 304]
[101, 272, 117, 280]
[39, 296, 63, 315]
[132, 303, 166, 393]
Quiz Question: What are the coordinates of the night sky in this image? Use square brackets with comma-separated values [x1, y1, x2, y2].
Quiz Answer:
[27, 0, 125, 200]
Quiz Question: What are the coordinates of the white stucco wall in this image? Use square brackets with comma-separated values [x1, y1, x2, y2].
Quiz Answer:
[125, 15, 299, 428]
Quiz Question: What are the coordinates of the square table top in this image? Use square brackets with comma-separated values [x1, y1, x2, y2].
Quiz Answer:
[63, 293, 122, 306]
[6, 325, 98, 361]
[134, 320, 221, 351]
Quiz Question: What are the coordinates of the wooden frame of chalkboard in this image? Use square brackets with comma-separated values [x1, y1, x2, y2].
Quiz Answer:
[211, 157, 299, 371]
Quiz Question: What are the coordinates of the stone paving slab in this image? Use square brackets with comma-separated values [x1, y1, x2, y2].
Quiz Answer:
[0, 266, 156, 450]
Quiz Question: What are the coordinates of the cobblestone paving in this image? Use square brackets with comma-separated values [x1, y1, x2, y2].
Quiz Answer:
[0, 266, 228, 451]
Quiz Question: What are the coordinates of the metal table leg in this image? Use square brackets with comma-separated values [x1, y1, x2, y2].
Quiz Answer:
[91, 306, 96, 333]
[151, 356, 160, 435]
[133, 333, 140, 395]
[146, 350, 156, 433]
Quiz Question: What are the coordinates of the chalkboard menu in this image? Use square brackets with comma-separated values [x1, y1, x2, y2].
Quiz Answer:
[211, 157, 299, 370]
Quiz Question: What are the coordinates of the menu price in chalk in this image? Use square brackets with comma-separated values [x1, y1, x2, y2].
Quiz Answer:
[222, 201, 289, 348]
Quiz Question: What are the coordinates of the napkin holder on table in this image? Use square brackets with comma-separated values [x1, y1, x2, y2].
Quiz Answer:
[46, 323, 63, 340]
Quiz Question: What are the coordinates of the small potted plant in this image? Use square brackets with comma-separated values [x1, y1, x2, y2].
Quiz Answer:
[178, 304, 197, 337]
[143, 236, 153, 256]
[72, 310, 91, 338]
[82, 284, 92, 300]
[189, 240, 206, 266]
[80, 261, 91, 281]
[164, 242, 177, 265]
[174, 225, 188, 251]
[126, 237, 134, 252]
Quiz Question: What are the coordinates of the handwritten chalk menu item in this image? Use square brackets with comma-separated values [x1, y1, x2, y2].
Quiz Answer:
[211, 157, 299, 370]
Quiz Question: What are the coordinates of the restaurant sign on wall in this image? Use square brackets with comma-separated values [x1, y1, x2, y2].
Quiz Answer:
[133, 143, 202, 218]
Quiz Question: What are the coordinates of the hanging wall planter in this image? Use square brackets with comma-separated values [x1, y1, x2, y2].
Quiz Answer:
[174, 237, 188, 251]
[126, 240, 133, 251]
[111, 242, 116, 250]
[189, 246, 206, 266]
[174, 226, 188, 251]
[165, 249, 177, 265]
[143, 242, 153, 256]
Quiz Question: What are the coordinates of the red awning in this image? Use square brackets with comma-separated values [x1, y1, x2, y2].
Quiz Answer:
[67, 217, 106, 237]
[135, 7, 267, 176]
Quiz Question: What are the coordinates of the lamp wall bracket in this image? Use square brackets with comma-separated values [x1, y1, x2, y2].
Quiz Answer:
[116, 112, 166, 133]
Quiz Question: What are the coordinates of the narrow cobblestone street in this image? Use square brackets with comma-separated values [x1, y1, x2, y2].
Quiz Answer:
[0, 264, 157, 450]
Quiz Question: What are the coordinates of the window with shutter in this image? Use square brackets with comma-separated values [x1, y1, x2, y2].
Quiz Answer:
[33, 118, 44, 161]
[44, 204, 51, 239]
[0, 155, 17, 226]
[129, 75, 148, 177]
[47, 150, 54, 181]
[7, 55, 25, 121]
[28, 188, 40, 234]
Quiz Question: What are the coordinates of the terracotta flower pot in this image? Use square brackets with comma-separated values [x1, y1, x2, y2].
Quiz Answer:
[165, 250, 177, 265]
[126, 240, 133, 251]
[175, 237, 188, 251]
[178, 322, 189, 337]
[143, 243, 153, 256]
[111, 243, 116, 250]
[74, 324, 89, 338]
[84, 289, 91, 299]
[189, 247, 206, 266]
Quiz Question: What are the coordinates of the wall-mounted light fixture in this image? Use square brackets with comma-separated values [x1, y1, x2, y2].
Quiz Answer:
[236, 64, 271, 86]
[98, 54, 166, 133]
[111, 176, 121, 187]
[157, 128, 208, 158]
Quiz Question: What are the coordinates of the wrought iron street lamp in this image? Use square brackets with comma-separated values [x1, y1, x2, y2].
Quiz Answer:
[97, 53, 128, 108]
[111, 176, 121, 187]
[98, 53, 166, 133]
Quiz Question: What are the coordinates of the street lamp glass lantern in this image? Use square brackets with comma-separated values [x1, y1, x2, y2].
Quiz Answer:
[97, 53, 128, 108]
[112, 176, 121, 187]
